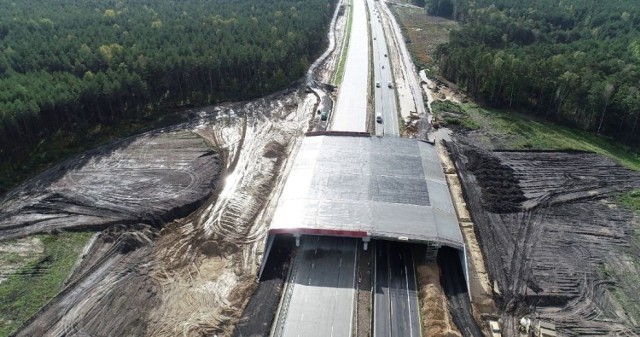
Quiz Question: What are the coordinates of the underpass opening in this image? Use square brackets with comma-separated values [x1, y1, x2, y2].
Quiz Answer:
[438, 246, 483, 337]
[270, 235, 360, 337]
[233, 235, 296, 337]
[373, 239, 420, 337]
[372, 239, 470, 337]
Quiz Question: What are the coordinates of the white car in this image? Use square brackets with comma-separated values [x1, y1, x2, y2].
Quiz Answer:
[489, 321, 502, 337]
[376, 113, 383, 123]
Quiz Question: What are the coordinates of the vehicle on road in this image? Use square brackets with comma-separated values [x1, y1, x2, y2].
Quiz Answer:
[376, 113, 383, 123]
[376, 82, 380, 88]
[489, 320, 502, 337]
[388, 81, 393, 88]
[321, 111, 329, 121]
[384, 53, 387, 57]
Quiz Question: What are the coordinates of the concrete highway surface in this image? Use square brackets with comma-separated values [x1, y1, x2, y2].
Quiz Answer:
[275, 0, 422, 335]
[374, 241, 421, 337]
[331, 0, 369, 132]
[379, 0, 426, 118]
[368, 0, 400, 137]
[274, 236, 358, 337]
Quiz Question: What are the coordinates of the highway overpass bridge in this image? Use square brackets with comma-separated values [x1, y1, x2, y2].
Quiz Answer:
[265, 133, 465, 253]
[262, 133, 469, 337]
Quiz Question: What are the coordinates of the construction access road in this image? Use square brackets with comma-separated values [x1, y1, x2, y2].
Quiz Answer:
[374, 241, 421, 337]
[369, 0, 399, 137]
[273, 236, 358, 337]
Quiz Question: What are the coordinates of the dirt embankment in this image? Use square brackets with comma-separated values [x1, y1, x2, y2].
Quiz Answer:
[448, 142, 640, 336]
[416, 260, 461, 337]
[10, 87, 315, 337]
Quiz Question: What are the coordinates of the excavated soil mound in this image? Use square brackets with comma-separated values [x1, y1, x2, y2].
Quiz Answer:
[463, 147, 524, 213]
[0, 129, 221, 241]
[416, 262, 462, 337]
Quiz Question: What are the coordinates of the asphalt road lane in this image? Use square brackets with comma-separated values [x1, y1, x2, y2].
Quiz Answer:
[374, 241, 391, 336]
[374, 241, 421, 337]
[332, 0, 369, 132]
[277, 236, 358, 337]
[369, 0, 399, 137]
[379, 0, 426, 118]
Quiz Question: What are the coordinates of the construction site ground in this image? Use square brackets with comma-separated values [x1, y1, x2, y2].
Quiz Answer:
[2, 0, 640, 335]
[0, 0, 345, 335]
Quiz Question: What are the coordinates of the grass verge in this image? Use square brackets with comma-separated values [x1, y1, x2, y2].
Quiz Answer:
[619, 189, 640, 213]
[0, 232, 93, 337]
[431, 100, 478, 130]
[463, 105, 640, 171]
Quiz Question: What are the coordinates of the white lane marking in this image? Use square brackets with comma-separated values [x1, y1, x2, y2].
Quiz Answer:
[404, 249, 414, 337]
[387, 241, 393, 337]
[348, 239, 358, 337]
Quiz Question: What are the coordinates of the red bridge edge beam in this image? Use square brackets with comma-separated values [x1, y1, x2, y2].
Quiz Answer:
[269, 228, 369, 238]
[305, 130, 371, 138]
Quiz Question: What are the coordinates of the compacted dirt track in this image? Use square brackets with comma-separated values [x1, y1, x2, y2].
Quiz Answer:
[448, 142, 640, 336]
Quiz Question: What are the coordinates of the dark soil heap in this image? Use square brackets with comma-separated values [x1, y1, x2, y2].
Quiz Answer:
[463, 147, 525, 213]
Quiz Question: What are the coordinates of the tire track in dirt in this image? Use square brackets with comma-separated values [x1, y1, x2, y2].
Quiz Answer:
[448, 142, 640, 336]
[8, 0, 344, 333]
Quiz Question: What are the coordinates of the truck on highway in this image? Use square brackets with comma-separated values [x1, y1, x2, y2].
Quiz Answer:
[321, 111, 329, 121]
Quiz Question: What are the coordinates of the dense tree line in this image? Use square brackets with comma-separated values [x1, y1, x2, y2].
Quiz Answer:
[0, 0, 335, 161]
[428, 0, 640, 145]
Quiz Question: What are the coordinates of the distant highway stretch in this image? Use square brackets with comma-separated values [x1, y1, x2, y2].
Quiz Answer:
[374, 241, 421, 337]
[331, 0, 369, 132]
[274, 236, 358, 337]
[368, 0, 400, 137]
